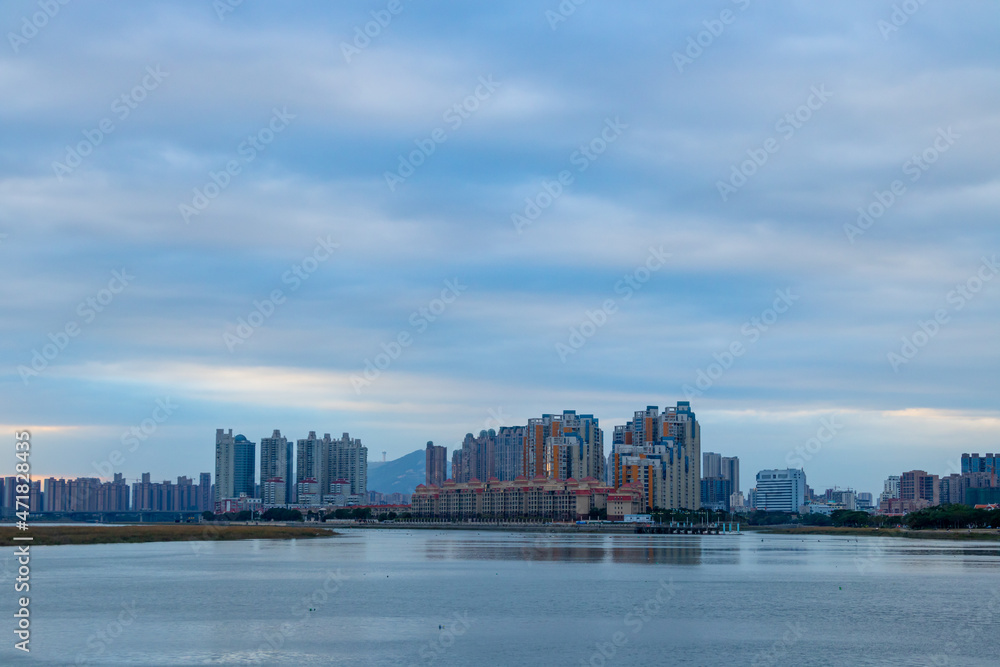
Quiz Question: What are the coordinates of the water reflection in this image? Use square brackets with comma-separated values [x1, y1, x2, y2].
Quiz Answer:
[419, 533, 733, 566]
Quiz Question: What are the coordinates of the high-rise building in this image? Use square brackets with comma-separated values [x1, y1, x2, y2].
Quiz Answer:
[216, 429, 256, 501]
[900, 470, 939, 506]
[494, 426, 525, 481]
[962, 453, 999, 477]
[296, 431, 367, 499]
[938, 474, 966, 506]
[425, 441, 447, 487]
[28, 481, 42, 512]
[754, 469, 806, 512]
[880, 475, 901, 504]
[525, 410, 604, 482]
[43, 477, 68, 512]
[296, 431, 325, 495]
[68, 477, 101, 511]
[701, 477, 733, 511]
[261, 478, 287, 505]
[199, 473, 212, 511]
[260, 430, 293, 504]
[721, 457, 740, 496]
[703, 452, 722, 479]
[330, 433, 367, 497]
[829, 488, 857, 511]
[452, 430, 496, 483]
[610, 403, 701, 510]
[856, 492, 874, 510]
[703, 452, 739, 495]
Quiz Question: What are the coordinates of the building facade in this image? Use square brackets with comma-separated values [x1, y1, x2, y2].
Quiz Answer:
[700, 477, 733, 511]
[754, 469, 806, 512]
[452, 430, 497, 483]
[494, 426, 526, 481]
[412, 476, 625, 521]
[260, 429, 293, 504]
[880, 475, 901, 505]
[900, 470, 939, 506]
[610, 402, 701, 510]
[425, 441, 447, 487]
[215, 429, 256, 501]
[703, 451, 739, 504]
[296, 431, 368, 500]
[525, 411, 604, 482]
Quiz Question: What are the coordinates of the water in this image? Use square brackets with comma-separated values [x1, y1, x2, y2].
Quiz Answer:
[2, 529, 999, 665]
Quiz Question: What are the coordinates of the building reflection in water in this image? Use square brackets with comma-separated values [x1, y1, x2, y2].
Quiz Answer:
[420, 533, 745, 566]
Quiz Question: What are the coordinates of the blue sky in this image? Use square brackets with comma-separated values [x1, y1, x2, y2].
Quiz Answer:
[2, 0, 998, 496]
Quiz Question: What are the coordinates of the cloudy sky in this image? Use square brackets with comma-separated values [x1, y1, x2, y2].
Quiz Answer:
[2, 0, 998, 497]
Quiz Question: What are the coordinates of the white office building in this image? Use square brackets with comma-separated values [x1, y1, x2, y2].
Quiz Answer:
[754, 468, 806, 512]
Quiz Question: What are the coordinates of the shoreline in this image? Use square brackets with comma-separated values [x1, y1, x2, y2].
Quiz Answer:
[754, 525, 1000, 541]
[0, 524, 338, 546]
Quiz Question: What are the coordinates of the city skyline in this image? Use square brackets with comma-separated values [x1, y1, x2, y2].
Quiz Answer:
[5, 2, 998, 503]
[23, 411, 996, 503]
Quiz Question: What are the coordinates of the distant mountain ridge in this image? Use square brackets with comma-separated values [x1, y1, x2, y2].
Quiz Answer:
[368, 449, 448, 495]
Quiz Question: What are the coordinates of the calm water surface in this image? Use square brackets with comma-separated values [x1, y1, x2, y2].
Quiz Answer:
[2, 529, 999, 665]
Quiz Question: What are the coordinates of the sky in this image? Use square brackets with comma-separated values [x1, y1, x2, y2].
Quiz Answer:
[2, 0, 998, 497]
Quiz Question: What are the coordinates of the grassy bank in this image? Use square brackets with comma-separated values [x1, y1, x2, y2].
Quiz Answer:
[758, 526, 1000, 541]
[0, 524, 337, 546]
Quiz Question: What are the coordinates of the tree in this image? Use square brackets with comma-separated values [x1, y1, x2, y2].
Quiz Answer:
[801, 512, 832, 526]
[831, 510, 870, 527]
[904, 504, 997, 530]
[262, 507, 303, 522]
[201, 511, 215, 521]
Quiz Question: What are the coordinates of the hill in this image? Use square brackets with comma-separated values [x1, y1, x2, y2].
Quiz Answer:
[368, 449, 445, 495]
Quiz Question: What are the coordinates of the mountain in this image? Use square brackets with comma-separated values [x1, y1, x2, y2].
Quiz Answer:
[367, 449, 436, 495]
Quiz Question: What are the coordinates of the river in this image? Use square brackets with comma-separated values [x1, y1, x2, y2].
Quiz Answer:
[2, 529, 998, 665]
